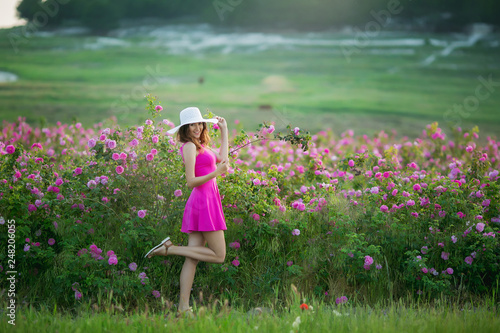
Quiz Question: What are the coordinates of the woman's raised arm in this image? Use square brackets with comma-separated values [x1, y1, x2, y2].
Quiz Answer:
[215, 116, 228, 162]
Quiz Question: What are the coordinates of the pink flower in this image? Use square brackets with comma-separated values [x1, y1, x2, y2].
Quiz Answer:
[232, 258, 240, 267]
[138, 210, 146, 218]
[466, 145, 473, 152]
[457, 212, 465, 219]
[112, 153, 120, 160]
[391, 189, 398, 196]
[335, 296, 348, 305]
[446, 267, 453, 275]
[253, 178, 261, 186]
[438, 210, 446, 218]
[441, 252, 449, 260]
[155, 105, 163, 112]
[74, 167, 82, 175]
[88, 139, 96, 148]
[348, 159, 355, 167]
[287, 261, 293, 266]
[229, 241, 241, 249]
[292, 229, 300, 236]
[6, 145, 15, 154]
[129, 139, 139, 146]
[28, 204, 37, 212]
[106, 250, 115, 257]
[293, 127, 300, 135]
[116, 166, 124, 174]
[364, 255, 374, 266]
[146, 153, 154, 161]
[413, 184, 421, 191]
[108, 255, 118, 265]
[129, 262, 137, 271]
[174, 189, 182, 197]
[476, 223, 485, 232]
[75, 291, 82, 300]
[252, 213, 260, 221]
[421, 268, 428, 274]
[102, 197, 109, 203]
[30, 143, 42, 150]
[107, 140, 117, 149]
[267, 125, 275, 134]
[380, 205, 388, 212]
[421, 246, 429, 254]
[406, 199, 415, 206]
[464, 256, 473, 265]
[152, 135, 159, 143]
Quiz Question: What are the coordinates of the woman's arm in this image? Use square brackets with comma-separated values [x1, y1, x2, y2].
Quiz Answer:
[183, 142, 227, 189]
[215, 116, 228, 162]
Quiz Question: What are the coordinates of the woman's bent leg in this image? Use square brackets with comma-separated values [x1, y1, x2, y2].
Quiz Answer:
[168, 230, 226, 263]
[179, 232, 206, 312]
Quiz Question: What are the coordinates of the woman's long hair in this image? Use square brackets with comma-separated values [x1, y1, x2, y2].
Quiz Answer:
[176, 122, 211, 151]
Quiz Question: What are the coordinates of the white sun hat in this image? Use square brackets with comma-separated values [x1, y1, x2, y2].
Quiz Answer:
[167, 107, 218, 135]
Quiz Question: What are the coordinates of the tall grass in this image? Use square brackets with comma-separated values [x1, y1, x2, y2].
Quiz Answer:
[1, 291, 499, 332]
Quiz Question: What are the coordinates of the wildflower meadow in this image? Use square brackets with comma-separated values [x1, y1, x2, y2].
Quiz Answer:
[0, 95, 499, 328]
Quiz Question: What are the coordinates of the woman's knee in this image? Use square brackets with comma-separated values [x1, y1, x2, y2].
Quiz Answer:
[215, 250, 226, 264]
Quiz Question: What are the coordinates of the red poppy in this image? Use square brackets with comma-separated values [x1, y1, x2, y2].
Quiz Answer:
[300, 303, 309, 310]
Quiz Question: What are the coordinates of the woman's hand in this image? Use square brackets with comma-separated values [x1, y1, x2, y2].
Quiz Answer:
[215, 160, 229, 176]
[214, 116, 227, 130]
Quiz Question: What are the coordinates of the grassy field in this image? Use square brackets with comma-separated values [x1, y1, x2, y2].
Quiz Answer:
[2, 299, 499, 332]
[0, 26, 499, 139]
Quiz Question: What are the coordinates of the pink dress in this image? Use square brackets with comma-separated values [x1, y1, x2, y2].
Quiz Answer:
[179, 142, 227, 233]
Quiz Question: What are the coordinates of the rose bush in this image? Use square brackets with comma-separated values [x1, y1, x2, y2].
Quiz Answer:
[0, 95, 498, 309]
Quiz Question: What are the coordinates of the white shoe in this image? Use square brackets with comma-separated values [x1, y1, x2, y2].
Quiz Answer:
[144, 237, 171, 258]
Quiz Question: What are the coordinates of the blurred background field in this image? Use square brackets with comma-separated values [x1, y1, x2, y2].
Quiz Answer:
[1, 2, 500, 139]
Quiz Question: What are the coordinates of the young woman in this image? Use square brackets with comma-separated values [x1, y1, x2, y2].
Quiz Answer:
[145, 107, 229, 314]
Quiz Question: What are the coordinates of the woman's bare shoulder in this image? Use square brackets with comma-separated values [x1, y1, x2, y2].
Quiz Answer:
[182, 142, 197, 155]
[182, 141, 196, 149]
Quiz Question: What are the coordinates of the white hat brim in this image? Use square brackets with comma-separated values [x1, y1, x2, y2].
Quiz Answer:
[166, 118, 218, 135]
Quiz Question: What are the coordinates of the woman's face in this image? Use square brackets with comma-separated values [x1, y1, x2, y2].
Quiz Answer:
[188, 122, 204, 140]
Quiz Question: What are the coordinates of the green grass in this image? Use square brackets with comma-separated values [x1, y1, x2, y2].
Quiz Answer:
[0, 28, 499, 140]
[2, 299, 499, 332]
